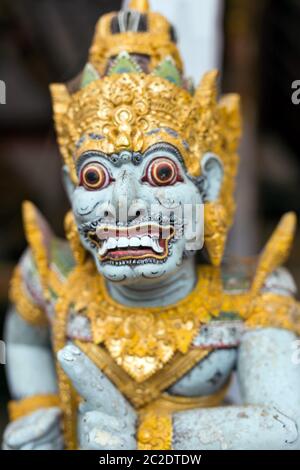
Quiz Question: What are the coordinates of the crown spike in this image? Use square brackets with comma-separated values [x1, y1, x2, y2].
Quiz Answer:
[251, 212, 297, 296]
[195, 70, 218, 107]
[128, 0, 150, 13]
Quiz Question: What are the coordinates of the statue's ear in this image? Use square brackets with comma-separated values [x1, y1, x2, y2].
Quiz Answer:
[201, 153, 224, 201]
[62, 165, 76, 202]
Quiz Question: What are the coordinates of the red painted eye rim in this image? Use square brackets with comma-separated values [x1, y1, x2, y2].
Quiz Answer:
[142, 157, 183, 186]
[80, 162, 111, 190]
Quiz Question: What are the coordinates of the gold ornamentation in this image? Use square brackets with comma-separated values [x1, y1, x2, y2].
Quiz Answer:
[204, 202, 228, 267]
[137, 380, 230, 450]
[129, 0, 150, 12]
[53, 260, 219, 451]
[9, 267, 48, 326]
[22, 201, 50, 298]
[251, 212, 297, 296]
[51, 224, 300, 450]
[50, 70, 241, 252]
[246, 292, 300, 334]
[137, 411, 172, 450]
[58, 261, 223, 383]
[70, 341, 228, 451]
[50, 84, 77, 181]
[48, 268, 64, 296]
[91, 29, 183, 77]
[8, 394, 60, 422]
[53, 279, 78, 450]
[221, 292, 249, 318]
[89, 6, 183, 75]
[50, 73, 240, 177]
[75, 340, 212, 409]
[50, 74, 192, 183]
[64, 211, 86, 265]
[142, 383, 231, 415]
[191, 72, 240, 265]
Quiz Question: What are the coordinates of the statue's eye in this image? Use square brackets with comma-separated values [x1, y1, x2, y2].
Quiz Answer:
[80, 162, 112, 190]
[142, 157, 183, 186]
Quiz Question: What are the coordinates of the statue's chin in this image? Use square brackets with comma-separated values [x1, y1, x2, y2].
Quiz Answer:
[93, 251, 183, 285]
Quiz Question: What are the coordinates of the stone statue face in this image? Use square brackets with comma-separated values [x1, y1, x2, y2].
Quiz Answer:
[64, 141, 221, 285]
[50, 7, 239, 281]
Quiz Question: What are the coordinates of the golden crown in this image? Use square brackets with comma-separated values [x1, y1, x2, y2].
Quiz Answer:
[90, 0, 183, 74]
[50, 0, 241, 266]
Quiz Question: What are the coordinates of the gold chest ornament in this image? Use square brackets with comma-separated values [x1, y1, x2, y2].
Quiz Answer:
[55, 261, 223, 383]
[53, 260, 230, 451]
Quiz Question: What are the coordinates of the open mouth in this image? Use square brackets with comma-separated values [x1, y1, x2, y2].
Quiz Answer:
[86, 223, 175, 264]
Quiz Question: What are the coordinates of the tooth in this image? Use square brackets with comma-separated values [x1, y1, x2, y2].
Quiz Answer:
[98, 240, 108, 257]
[152, 238, 164, 254]
[107, 238, 117, 249]
[130, 237, 141, 247]
[141, 236, 151, 247]
[118, 237, 128, 248]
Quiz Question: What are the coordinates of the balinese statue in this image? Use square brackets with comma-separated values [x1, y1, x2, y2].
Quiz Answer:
[3, 0, 300, 451]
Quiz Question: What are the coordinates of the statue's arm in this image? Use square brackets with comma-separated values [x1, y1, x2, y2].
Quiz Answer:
[5, 246, 58, 398]
[5, 307, 57, 398]
[3, 308, 63, 450]
[172, 328, 300, 450]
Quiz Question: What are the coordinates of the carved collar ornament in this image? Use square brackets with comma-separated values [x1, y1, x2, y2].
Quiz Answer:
[8, 0, 300, 452]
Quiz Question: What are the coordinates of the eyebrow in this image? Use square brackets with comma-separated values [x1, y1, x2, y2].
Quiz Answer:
[143, 142, 186, 168]
[75, 143, 186, 175]
[76, 151, 107, 174]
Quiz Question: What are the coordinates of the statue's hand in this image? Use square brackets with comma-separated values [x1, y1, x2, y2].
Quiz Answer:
[58, 344, 137, 450]
[2, 407, 63, 450]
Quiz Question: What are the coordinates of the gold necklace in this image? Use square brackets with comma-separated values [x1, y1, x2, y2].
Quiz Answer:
[56, 260, 223, 382]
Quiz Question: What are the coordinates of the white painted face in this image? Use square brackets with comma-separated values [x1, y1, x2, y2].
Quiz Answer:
[64, 142, 223, 285]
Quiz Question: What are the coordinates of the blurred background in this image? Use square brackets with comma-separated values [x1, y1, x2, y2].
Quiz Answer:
[1, 0, 300, 436]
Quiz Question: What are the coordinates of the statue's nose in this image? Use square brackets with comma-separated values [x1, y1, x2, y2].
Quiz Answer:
[112, 170, 146, 224]
[113, 170, 136, 206]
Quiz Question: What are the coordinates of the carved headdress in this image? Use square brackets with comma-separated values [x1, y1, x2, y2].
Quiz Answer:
[50, 0, 241, 266]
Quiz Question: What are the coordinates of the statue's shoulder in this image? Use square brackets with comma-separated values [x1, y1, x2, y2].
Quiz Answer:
[221, 213, 300, 335]
[262, 267, 297, 297]
[194, 253, 299, 351]
[9, 201, 76, 325]
[221, 258, 297, 298]
[196, 212, 300, 349]
[246, 213, 300, 334]
[245, 267, 300, 334]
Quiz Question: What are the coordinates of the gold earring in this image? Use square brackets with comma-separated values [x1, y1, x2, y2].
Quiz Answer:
[64, 211, 86, 265]
[204, 202, 227, 267]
